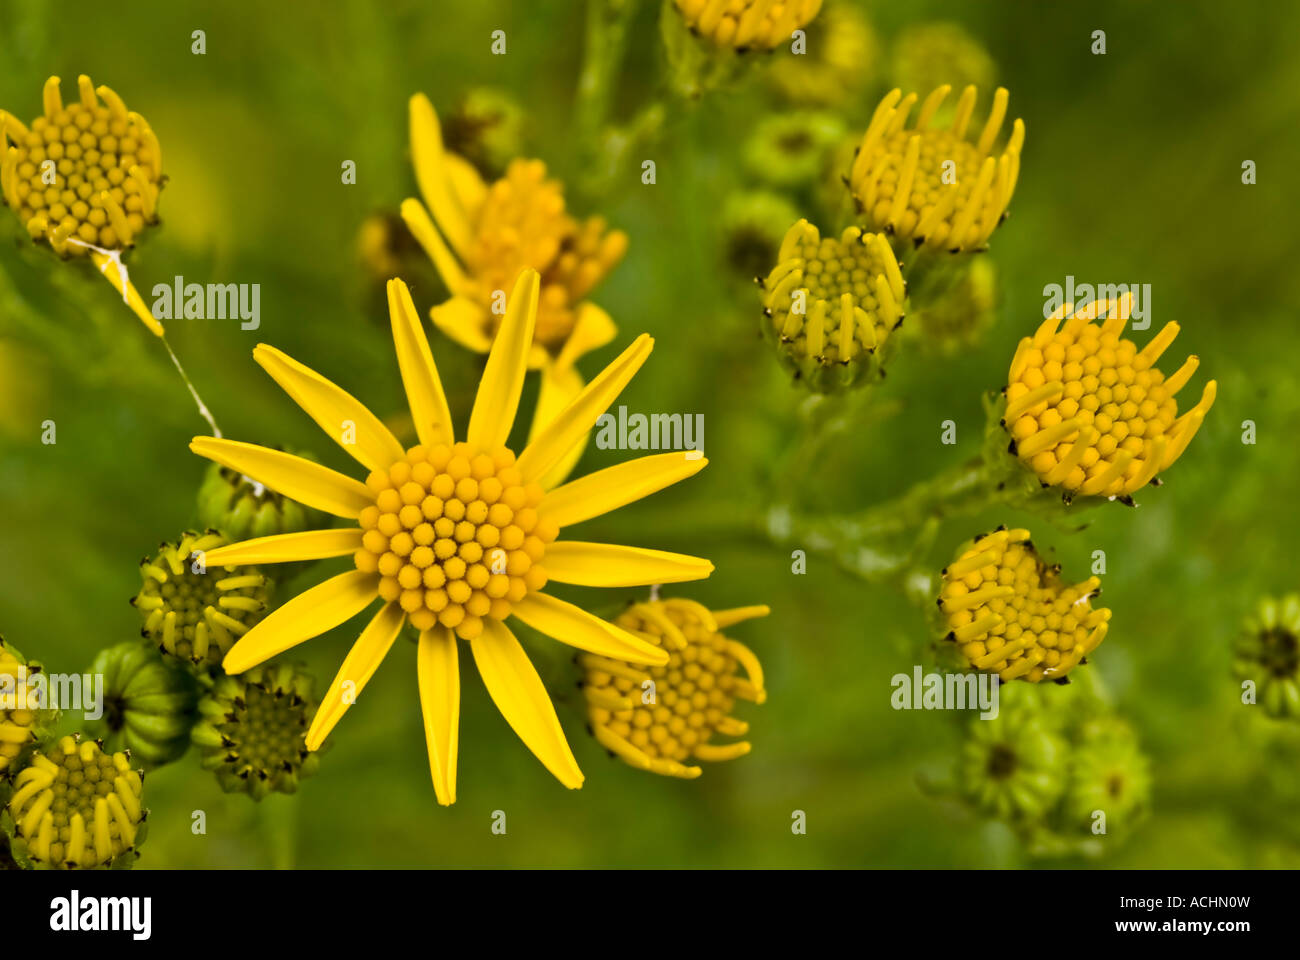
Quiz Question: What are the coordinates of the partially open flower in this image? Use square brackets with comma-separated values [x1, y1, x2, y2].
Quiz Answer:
[848, 85, 1023, 253]
[5, 735, 144, 869]
[403, 94, 628, 486]
[583, 600, 767, 778]
[1001, 296, 1217, 502]
[759, 218, 906, 392]
[958, 690, 1065, 821]
[132, 531, 272, 668]
[939, 527, 1110, 683]
[1063, 718, 1151, 834]
[673, 0, 824, 51]
[1235, 594, 1300, 719]
[1, 75, 164, 335]
[0, 638, 42, 775]
[191, 664, 320, 799]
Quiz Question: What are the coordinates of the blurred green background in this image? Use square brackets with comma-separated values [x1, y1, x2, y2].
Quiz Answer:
[2, 0, 1299, 868]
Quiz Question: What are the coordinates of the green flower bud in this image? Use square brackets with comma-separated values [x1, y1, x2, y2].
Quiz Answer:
[743, 112, 846, 191]
[197, 459, 320, 542]
[3, 734, 146, 870]
[441, 87, 525, 180]
[958, 684, 1066, 822]
[721, 189, 801, 281]
[84, 642, 201, 770]
[132, 531, 272, 668]
[910, 257, 998, 355]
[1236, 595, 1300, 719]
[1063, 718, 1151, 835]
[193, 664, 322, 800]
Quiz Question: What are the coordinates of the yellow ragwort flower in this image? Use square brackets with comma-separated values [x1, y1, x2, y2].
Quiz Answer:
[0, 639, 40, 775]
[939, 527, 1110, 683]
[1003, 295, 1217, 500]
[1, 75, 164, 334]
[402, 94, 627, 486]
[584, 599, 767, 778]
[674, 0, 824, 50]
[759, 218, 906, 391]
[848, 85, 1023, 253]
[186, 270, 712, 803]
[7, 735, 144, 869]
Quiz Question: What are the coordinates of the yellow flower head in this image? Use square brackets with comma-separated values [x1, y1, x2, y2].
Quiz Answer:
[1003, 296, 1217, 500]
[403, 94, 626, 365]
[0, 639, 40, 775]
[674, 0, 824, 51]
[187, 270, 711, 803]
[131, 531, 272, 668]
[939, 527, 1110, 683]
[848, 85, 1023, 253]
[584, 599, 767, 778]
[1, 75, 162, 256]
[7, 735, 144, 869]
[759, 218, 906, 391]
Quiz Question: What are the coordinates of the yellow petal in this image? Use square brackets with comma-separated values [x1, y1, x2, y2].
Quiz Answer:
[253, 344, 405, 473]
[408, 93, 472, 256]
[306, 601, 405, 751]
[541, 451, 707, 527]
[401, 198, 469, 296]
[471, 619, 583, 790]
[516, 334, 653, 483]
[712, 605, 771, 628]
[90, 252, 163, 337]
[417, 627, 460, 806]
[545, 542, 713, 587]
[443, 153, 487, 221]
[468, 268, 539, 448]
[430, 295, 492, 354]
[387, 278, 455, 448]
[222, 570, 378, 674]
[205, 529, 363, 566]
[189, 437, 373, 518]
[511, 592, 669, 666]
[529, 363, 587, 490]
[555, 302, 618, 369]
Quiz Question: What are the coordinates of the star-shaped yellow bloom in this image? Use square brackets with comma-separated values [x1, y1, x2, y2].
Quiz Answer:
[188, 269, 711, 804]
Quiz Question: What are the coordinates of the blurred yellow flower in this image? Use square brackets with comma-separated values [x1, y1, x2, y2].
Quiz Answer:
[1003, 295, 1216, 500]
[849, 85, 1023, 253]
[1, 75, 163, 335]
[0, 639, 39, 775]
[402, 93, 627, 487]
[939, 527, 1110, 683]
[674, 0, 824, 51]
[583, 599, 767, 778]
[187, 269, 711, 803]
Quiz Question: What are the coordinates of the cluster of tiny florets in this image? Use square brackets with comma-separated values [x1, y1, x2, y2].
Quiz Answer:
[356, 441, 560, 639]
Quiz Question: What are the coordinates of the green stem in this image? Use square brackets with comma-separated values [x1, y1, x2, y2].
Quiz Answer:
[574, 0, 642, 196]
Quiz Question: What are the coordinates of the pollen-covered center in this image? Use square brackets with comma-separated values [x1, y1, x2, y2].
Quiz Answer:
[762, 221, 904, 364]
[1004, 306, 1215, 499]
[4, 81, 161, 253]
[939, 527, 1111, 683]
[8, 737, 143, 869]
[356, 441, 559, 639]
[220, 684, 307, 774]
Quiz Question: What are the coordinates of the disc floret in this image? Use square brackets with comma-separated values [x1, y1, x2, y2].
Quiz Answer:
[356, 441, 559, 639]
